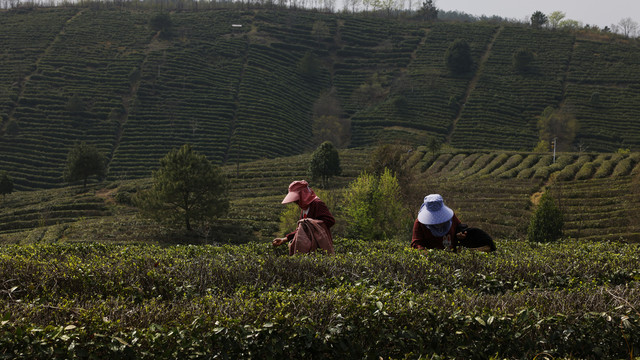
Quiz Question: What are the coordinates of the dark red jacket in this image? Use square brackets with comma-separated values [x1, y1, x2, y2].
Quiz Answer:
[286, 198, 335, 241]
[411, 214, 461, 251]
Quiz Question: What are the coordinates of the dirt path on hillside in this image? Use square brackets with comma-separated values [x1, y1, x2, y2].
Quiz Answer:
[96, 187, 117, 205]
[222, 37, 249, 166]
[446, 26, 503, 144]
[530, 175, 556, 206]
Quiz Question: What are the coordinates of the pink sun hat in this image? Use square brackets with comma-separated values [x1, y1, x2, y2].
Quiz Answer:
[282, 180, 318, 208]
[417, 194, 454, 225]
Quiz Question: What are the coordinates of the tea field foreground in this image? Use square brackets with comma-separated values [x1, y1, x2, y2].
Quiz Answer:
[1, 148, 640, 357]
[0, 240, 638, 358]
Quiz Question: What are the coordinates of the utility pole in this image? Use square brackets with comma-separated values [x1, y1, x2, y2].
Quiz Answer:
[552, 137, 557, 163]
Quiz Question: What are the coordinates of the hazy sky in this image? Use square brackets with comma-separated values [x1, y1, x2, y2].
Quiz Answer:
[436, 0, 639, 28]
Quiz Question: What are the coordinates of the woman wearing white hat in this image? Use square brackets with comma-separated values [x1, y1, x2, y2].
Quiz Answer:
[411, 194, 467, 251]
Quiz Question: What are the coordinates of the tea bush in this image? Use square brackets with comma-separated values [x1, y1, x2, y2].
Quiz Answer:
[0, 239, 638, 358]
[343, 169, 409, 240]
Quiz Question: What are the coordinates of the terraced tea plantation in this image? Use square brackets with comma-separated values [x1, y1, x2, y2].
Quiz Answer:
[2, 147, 640, 243]
[3, 8, 640, 191]
[2, 5, 640, 357]
[1, 146, 640, 357]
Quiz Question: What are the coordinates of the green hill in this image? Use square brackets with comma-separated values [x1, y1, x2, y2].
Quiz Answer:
[2, 7, 640, 190]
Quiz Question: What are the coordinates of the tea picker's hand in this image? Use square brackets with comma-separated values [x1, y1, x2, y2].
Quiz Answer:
[272, 238, 287, 247]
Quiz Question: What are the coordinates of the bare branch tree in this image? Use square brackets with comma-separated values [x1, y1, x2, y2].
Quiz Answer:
[618, 17, 639, 37]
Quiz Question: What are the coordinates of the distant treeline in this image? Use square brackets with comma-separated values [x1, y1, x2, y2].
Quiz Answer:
[1, 0, 635, 36]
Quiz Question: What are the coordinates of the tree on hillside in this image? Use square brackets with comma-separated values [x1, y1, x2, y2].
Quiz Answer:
[367, 143, 409, 179]
[298, 51, 321, 78]
[445, 39, 473, 74]
[311, 89, 350, 147]
[311, 20, 331, 42]
[370, 0, 397, 17]
[66, 94, 86, 114]
[0, 171, 13, 199]
[312, 115, 351, 148]
[352, 72, 387, 107]
[309, 141, 342, 188]
[558, 19, 581, 30]
[149, 12, 173, 38]
[530, 11, 548, 29]
[343, 0, 361, 12]
[547, 11, 565, 29]
[419, 0, 438, 21]
[618, 17, 639, 37]
[134, 144, 229, 232]
[427, 137, 442, 154]
[313, 88, 343, 118]
[63, 142, 106, 189]
[537, 106, 578, 152]
[512, 48, 535, 73]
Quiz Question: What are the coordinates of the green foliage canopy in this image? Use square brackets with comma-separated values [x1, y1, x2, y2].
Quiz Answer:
[149, 12, 173, 38]
[135, 144, 229, 231]
[513, 48, 535, 73]
[343, 169, 408, 240]
[530, 11, 548, 29]
[445, 39, 473, 74]
[298, 51, 321, 78]
[528, 192, 563, 242]
[63, 142, 106, 188]
[0, 171, 13, 198]
[420, 0, 438, 21]
[548, 11, 566, 29]
[311, 89, 350, 148]
[65, 93, 86, 114]
[309, 141, 342, 188]
[312, 115, 351, 149]
[537, 106, 578, 151]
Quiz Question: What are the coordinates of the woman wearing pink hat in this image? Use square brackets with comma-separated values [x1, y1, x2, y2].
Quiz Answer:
[411, 194, 467, 251]
[272, 180, 335, 251]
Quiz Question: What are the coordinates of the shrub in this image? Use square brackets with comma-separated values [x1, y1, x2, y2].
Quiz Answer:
[445, 39, 473, 74]
[512, 48, 535, 72]
[574, 162, 596, 180]
[343, 169, 409, 241]
[612, 157, 636, 177]
[298, 51, 321, 78]
[149, 12, 173, 38]
[527, 192, 563, 243]
[0, 171, 13, 198]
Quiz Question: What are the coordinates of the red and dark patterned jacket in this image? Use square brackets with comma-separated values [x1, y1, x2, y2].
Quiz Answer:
[411, 214, 461, 251]
[285, 198, 335, 241]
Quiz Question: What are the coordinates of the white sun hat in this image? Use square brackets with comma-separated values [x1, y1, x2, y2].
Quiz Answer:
[417, 194, 454, 225]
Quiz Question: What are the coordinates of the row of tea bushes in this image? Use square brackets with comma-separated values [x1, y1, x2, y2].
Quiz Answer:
[451, 26, 574, 151]
[350, 22, 498, 146]
[418, 150, 640, 181]
[0, 240, 637, 358]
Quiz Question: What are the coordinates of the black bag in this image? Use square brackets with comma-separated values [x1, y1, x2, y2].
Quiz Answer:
[456, 224, 496, 252]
